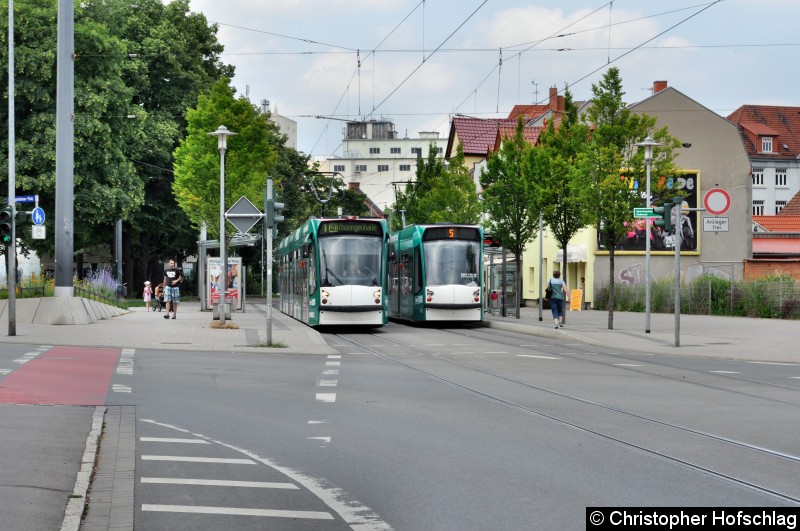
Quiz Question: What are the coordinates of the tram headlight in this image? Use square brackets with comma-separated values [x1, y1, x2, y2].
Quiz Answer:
[321, 290, 329, 304]
[473, 289, 480, 303]
[373, 289, 381, 303]
[426, 289, 434, 302]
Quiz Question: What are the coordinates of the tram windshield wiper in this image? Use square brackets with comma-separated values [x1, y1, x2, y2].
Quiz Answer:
[361, 266, 378, 286]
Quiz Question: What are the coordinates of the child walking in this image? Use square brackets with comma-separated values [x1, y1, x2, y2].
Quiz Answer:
[143, 281, 153, 312]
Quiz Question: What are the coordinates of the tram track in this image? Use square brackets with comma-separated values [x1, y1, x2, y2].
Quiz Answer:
[330, 329, 800, 505]
[442, 325, 800, 407]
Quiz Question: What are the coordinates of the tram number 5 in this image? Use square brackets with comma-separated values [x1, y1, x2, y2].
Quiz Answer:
[448, 228, 455, 238]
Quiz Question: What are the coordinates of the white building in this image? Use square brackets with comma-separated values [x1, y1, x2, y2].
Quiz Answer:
[319, 120, 446, 214]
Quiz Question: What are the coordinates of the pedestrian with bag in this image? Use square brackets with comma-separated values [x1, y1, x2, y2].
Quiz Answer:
[548, 270, 567, 329]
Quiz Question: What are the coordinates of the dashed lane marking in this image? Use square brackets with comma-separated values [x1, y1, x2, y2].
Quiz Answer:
[325, 361, 341, 367]
[318, 379, 338, 387]
[323, 369, 339, 375]
[142, 455, 256, 465]
[307, 437, 332, 444]
[0, 369, 11, 375]
[112, 384, 132, 393]
[710, 371, 740, 374]
[142, 504, 334, 520]
[140, 437, 210, 444]
[517, 355, 562, 360]
[747, 361, 799, 366]
[327, 355, 342, 359]
[141, 478, 298, 489]
[316, 393, 336, 403]
[614, 364, 644, 367]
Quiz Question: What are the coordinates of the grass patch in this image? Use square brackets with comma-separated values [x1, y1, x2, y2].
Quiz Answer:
[251, 340, 288, 348]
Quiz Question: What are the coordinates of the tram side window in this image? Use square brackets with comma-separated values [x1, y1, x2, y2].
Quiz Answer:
[307, 243, 317, 293]
[413, 252, 422, 294]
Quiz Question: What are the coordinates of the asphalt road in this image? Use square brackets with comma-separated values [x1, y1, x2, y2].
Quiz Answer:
[95, 321, 800, 529]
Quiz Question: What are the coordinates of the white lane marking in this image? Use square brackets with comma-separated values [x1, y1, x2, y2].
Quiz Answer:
[327, 355, 341, 359]
[486, 351, 508, 354]
[566, 343, 584, 346]
[517, 355, 561, 360]
[323, 369, 339, 375]
[116, 349, 135, 375]
[325, 361, 341, 367]
[140, 418, 392, 530]
[112, 384, 132, 393]
[614, 364, 644, 367]
[316, 393, 336, 403]
[142, 504, 333, 520]
[307, 437, 331, 444]
[38, 346, 52, 350]
[308, 420, 328, 424]
[142, 455, 255, 465]
[518, 344, 539, 347]
[0, 369, 12, 375]
[140, 437, 210, 444]
[318, 379, 338, 387]
[141, 478, 298, 489]
[710, 371, 740, 374]
[789, 377, 800, 380]
[747, 361, 799, 366]
[14, 352, 40, 364]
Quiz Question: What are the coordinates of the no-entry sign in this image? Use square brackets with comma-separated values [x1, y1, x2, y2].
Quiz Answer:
[703, 188, 731, 216]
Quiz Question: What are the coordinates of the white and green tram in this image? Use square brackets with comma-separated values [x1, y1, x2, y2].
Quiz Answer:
[277, 217, 389, 327]
[387, 224, 484, 322]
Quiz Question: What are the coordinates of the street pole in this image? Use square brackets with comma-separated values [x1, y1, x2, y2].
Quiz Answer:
[673, 201, 682, 347]
[636, 136, 662, 334]
[538, 212, 543, 321]
[266, 178, 274, 346]
[8, 0, 16, 335]
[208, 126, 236, 326]
[54, 0, 74, 298]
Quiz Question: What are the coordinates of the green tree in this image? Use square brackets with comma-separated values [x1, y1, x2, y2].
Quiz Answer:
[480, 117, 539, 319]
[535, 86, 593, 307]
[390, 143, 481, 230]
[173, 79, 281, 237]
[580, 67, 680, 329]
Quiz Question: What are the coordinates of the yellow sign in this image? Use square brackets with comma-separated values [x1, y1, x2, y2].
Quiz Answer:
[570, 289, 583, 311]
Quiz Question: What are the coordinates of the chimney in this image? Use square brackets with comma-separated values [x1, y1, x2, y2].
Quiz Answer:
[653, 80, 668, 94]
[348, 182, 360, 191]
[549, 86, 561, 112]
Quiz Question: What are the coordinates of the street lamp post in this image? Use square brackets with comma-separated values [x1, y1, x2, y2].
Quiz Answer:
[208, 125, 237, 326]
[636, 136, 663, 334]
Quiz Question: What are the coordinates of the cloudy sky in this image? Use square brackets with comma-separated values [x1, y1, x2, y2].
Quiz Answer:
[186, 0, 799, 158]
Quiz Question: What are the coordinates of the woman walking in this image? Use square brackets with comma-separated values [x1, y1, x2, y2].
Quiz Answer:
[548, 271, 567, 329]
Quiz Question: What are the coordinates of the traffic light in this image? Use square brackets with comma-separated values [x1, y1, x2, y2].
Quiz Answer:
[0, 206, 13, 247]
[652, 201, 673, 231]
[266, 190, 285, 228]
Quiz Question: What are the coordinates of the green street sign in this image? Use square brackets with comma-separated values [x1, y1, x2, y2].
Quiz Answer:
[633, 208, 655, 218]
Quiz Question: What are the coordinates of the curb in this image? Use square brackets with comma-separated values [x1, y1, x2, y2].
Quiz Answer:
[60, 406, 105, 531]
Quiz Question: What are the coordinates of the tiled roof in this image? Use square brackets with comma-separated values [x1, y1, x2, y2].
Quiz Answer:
[450, 117, 508, 156]
[778, 191, 800, 216]
[752, 238, 800, 255]
[727, 105, 800, 159]
[753, 215, 800, 232]
[507, 104, 549, 122]
[494, 123, 543, 151]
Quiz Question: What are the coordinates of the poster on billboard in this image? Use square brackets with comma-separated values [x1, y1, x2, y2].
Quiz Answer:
[206, 256, 242, 310]
[597, 171, 699, 254]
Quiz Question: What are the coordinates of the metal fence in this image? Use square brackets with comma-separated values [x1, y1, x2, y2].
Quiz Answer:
[595, 276, 800, 319]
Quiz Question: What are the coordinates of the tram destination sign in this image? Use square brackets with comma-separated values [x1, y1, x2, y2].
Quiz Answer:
[423, 226, 481, 241]
[320, 220, 382, 236]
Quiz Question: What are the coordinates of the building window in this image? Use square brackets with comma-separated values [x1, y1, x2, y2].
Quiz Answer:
[753, 200, 765, 216]
[399, 164, 411, 171]
[776, 168, 787, 186]
[369, 147, 380, 154]
[390, 147, 401, 154]
[377, 164, 389, 172]
[776, 200, 787, 214]
[411, 147, 422, 157]
[333, 164, 345, 172]
[436, 147, 443, 154]
[355, 164, 367, 172]
[752, 168, 764, 186]
[761, 137, 772, 153]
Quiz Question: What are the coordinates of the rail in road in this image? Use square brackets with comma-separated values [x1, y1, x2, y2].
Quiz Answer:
[329, 324, 800, 506]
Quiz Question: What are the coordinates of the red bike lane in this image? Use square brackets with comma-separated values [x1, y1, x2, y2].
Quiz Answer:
[0, 346, 119, 405]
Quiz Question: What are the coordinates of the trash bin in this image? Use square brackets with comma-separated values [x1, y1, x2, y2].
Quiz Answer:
[211, 290, 235, 320]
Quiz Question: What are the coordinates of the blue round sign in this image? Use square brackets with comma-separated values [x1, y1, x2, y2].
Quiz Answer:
[32, 207, 46, 225]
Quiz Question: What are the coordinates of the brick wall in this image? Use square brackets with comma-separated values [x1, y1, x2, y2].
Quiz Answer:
[744, 259, 800, 280]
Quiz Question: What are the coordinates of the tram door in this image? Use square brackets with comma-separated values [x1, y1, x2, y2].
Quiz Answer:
[398, 251, 413, 320]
